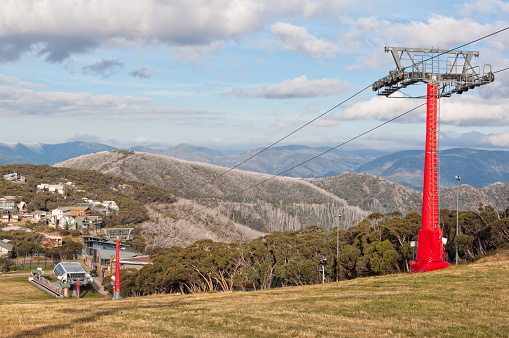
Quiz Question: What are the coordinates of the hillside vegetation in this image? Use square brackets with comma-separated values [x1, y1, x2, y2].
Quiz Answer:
[98, 201, 509, 298]
[58, 151, 508, 232]
[0, 164, 176, 226]
[57, 151, 369, 232]
[1, 258, 508, 337]
[3, 141, 508, 190]
[309, 172, 423, 213]
[0, 164, 261, 248]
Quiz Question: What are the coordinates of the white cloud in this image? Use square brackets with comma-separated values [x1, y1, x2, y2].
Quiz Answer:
[171, 41, 223, 61]
[0, 86, 220, 120]
[252, 75, 350, 99]
[392, 14, 503, 49]
[487, 132, 509, 147]
[459, 0, 509, 17]
[67, 134, 100, 143]
[130, 136, 166, 146]
[440, 95, 509, 126]
[340, 94, 426, 122]
[342, 14, 508, 70]
[0, 0, 353, 62]
[340, 90, 509, 127]
[269, 118, 305, 129]
[313, 118, 340, 127]
[271, 22, 339, 58]
[0, 74, 46, 88]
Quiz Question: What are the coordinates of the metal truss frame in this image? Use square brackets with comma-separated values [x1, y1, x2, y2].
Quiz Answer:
[372, 47, 494, 97]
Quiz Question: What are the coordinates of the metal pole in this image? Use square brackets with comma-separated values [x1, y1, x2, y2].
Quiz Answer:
[336, 214, 342, 282]
[113, 238, 121, 300]
[455, 175, 461, 266]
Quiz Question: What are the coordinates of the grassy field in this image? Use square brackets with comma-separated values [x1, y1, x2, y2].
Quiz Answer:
[0, 259, 508, 337]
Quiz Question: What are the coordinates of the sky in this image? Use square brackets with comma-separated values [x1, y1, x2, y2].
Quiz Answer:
[0, 0, 508, 152]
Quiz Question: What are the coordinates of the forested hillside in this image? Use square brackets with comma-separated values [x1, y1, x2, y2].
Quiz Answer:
[57, 151, 369, 232]
[310, 173, 509, 213]
[439, 182, 509, 211]
[0, 164, 262, 248]
[105, 204, 509, 297]
[58, 150, 509, 234]
[0, 164, 175, 226]
[309, 172, 422, 213]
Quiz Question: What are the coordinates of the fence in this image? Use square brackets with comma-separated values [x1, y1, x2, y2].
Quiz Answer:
[33, 272, 63, 295]
[7, 258, 57, 272]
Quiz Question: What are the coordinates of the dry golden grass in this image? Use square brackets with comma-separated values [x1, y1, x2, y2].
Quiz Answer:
[0, 276, 55, 304]
[1, 260, 508, 337]
[475, 248, 509, 263]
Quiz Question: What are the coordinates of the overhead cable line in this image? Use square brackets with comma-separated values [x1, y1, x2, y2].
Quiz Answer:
[493, 67, 509, 74]
[231, 67, 509, 198]
[223, 102, 426, 200]
[192, 66, 508, 213]
[211, 83, 372, 182]
[401, 26, 509, 72]
[211, 26, 509, 183]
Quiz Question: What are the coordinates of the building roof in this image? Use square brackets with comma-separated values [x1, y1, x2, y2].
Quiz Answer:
[54, 262, 86, 276]
[118, 256, 152, 263]
[98, 249, 140, 261]
[44, 235, 62, 240]
[0, 240, 14, 251]
[1, 225, 31, 232]
[68, 206, 90, 211]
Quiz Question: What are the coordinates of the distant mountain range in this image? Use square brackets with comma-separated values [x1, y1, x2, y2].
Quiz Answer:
[356, 148, 509, 190]
[0, 141, 115, 165]
[56, 151, 509, 234]
[132, 143, 388, 178]
[2, 141, 508, 190]
[56, 151, 371, 232]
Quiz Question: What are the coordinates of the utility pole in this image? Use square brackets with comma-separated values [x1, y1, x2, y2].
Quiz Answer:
[373, 47, 494, 273]
[336, 214, 342, 282]
[455, 175, 461, 266]
[113, 238, 121, 300]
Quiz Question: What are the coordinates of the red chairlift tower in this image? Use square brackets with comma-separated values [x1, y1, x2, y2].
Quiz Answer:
[372, 47, 494, 273]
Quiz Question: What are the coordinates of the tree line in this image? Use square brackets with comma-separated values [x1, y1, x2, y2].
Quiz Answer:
[104, 203, 509, 298]
[0, 230, 83, 272]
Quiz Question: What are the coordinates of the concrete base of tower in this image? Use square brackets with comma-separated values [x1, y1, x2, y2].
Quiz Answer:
[409, 260, 451, 273]
[409, 228, 452, 273]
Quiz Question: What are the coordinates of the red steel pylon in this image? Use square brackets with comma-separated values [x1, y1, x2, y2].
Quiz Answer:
[409, 84, 450, 273]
